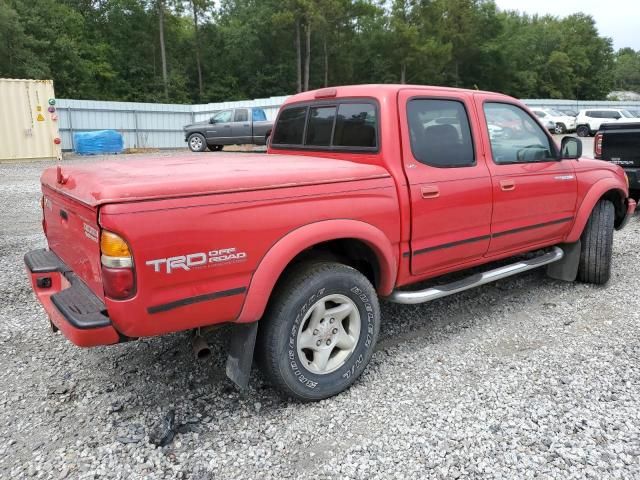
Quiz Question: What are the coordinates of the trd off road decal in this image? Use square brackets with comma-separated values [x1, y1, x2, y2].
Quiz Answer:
[83, 223, 99, 242]
[146, 247, 247, 274]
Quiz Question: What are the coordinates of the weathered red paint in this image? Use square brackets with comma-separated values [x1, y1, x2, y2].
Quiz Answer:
[26, 84, 632, 347]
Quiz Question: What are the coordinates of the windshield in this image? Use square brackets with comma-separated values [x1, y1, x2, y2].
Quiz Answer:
[548, 109, 564, 116]
[621, 110, 635, 118]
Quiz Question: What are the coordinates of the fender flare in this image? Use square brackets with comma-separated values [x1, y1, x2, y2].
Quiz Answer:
[236, 219, 398, 323]
[566, 178, 626, 243]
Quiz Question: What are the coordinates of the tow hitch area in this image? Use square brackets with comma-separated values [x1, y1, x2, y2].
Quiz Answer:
[24, 249, 121, 347]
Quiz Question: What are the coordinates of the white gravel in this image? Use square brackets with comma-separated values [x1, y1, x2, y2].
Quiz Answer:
[0, 152, 638, 479]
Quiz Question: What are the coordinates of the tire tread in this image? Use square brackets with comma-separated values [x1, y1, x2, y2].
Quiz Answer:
[577, 200, 614, 284]
[257, 261, 379, 401]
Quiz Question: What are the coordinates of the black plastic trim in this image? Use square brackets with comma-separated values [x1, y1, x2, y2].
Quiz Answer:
[410, 217, 573, 257]
[413, 234, 491, 256]
[492, 217, 573, 238]
[147, 287, 247, 314]
[51, 273, 111, 329]
[24, 249, 70, 274]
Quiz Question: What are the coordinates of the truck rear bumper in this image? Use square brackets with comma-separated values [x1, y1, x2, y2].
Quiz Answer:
[24, 249, 121, 347]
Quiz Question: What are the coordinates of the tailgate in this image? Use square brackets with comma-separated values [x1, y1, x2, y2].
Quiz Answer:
[602, 129, 640, 166]
[42, 185, 104, 300]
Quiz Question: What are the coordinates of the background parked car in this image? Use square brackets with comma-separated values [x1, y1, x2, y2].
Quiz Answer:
[530, 108, 576, 133]
[184, 107, 273, 152]
[575, 108, 640, 137]
[555, 107, 579, 118]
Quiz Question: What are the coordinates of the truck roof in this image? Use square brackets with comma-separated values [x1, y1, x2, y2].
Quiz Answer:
[283, 84, 514, 106]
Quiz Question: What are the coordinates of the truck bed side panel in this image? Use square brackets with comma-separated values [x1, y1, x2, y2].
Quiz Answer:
[100, 177, 399, 338]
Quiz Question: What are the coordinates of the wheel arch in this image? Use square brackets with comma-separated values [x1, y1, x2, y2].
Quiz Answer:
[566, 180, 627, 242]
[236, 219, 397, 323]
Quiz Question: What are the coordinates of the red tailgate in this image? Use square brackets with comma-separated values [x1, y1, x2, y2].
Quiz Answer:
[42, 185, 104, 300]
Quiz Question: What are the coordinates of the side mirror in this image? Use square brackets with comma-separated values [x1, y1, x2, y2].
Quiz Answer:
[209, 117, 217, 124]
[560, 136, 582, 159]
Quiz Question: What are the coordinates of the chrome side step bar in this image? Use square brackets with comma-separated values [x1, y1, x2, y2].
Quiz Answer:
[387, 247, 564, 305]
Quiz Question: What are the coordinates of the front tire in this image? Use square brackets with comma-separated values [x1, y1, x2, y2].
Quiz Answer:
[258, 262, 380, 401]
[577, 200, 615, 285]
[187, 133, 206, 152]
[555, 123, 566, 134]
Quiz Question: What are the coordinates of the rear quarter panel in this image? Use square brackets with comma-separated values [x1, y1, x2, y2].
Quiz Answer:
[99, 177, 399, 338]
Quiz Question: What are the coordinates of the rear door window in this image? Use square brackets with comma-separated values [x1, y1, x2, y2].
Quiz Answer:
[407, 99, 475, 167]
[252, 109, 267, 121]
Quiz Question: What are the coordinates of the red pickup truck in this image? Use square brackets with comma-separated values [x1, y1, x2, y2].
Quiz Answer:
[25, 85, 635, 401]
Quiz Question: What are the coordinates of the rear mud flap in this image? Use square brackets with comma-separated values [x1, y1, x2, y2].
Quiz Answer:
[225, 322, 259, 389]
[546, 241, 581, 282]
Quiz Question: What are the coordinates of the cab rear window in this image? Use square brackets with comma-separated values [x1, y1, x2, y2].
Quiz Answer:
[272, 101, 378, 151]
[272, 106, 307, 145]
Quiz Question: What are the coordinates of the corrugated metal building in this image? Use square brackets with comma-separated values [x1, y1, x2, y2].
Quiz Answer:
[0, 79, 62, 161]
[56, 96, 289, 151]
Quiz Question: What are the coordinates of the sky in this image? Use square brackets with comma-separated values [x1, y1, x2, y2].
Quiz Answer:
[494, 0, 640, 51]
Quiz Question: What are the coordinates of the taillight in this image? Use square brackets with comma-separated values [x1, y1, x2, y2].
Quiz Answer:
[100, 230, 135, 299]
[594, 132, 603, 158]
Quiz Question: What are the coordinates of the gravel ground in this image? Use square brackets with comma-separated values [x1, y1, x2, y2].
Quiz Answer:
[1, 151, 638, 480]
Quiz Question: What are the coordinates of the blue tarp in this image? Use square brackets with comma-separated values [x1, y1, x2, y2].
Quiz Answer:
[74, 130, 123, 155]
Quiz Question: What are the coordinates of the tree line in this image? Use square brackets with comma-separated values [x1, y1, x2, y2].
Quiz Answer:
[1, 0, 639, 103]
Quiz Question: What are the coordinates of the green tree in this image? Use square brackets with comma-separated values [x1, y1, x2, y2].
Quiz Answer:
[612, 48, 640, 92]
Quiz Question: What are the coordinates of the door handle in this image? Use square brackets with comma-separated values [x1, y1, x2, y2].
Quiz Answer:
[421, 185, 440, 199]
[500, 180, 516, 191]
[243, 124, 250, 127]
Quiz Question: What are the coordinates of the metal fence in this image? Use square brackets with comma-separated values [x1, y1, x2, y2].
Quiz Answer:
[522, 99, 640, 111]
[56, 96, 289, 151]
[56, 96, 640, 151]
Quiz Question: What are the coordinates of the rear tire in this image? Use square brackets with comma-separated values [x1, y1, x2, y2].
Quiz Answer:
[576, 125, 590, 137]
[258, 262, 380, 401]
[187, 133, 206, 152]
[577, 200, 615, 285]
